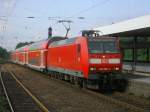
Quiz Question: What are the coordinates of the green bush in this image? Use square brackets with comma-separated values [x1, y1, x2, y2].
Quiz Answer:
[0, 46, 9, 60]
[0, 96, 10, 112]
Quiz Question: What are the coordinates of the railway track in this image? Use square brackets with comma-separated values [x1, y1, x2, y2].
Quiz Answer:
[40, 71, 150, 112]
[2, 63, 150, 112]
[49, 76, 149, 112]
[0, 70, 50, 112]
[39, 72, 150, 112]
[45, 73, 150, 112]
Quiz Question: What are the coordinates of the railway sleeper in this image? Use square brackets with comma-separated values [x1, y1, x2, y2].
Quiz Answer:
[1, 71, 43, 112]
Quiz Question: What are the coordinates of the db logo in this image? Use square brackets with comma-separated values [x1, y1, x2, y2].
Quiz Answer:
[101, 59, 108, 63]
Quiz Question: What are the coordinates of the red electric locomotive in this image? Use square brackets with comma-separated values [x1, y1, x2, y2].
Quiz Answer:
[47, 30, 125, 90]
[11, 30, 127, 91]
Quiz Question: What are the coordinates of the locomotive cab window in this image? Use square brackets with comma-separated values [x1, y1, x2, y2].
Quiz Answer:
[88, 41, 103, 53]
[88, 38, 118, 54]
[103, 41, 118, 53]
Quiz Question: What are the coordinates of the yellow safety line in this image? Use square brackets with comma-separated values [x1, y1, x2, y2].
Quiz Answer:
[9, 71, 50, 112]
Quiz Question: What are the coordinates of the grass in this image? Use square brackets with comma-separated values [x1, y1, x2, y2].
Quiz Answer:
[0, 59, 6, 64]
[147, 96, 150, 100]
[0, 59, 9, 111]
[0, 96, 10, 112]
[128, 92, 134, 96]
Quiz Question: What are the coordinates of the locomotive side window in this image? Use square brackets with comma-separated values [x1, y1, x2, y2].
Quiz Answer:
[77, 44, 81, 54]
[88, 38, 118, 53]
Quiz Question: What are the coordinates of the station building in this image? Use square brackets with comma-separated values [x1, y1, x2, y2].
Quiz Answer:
[94, 15, 150, 74]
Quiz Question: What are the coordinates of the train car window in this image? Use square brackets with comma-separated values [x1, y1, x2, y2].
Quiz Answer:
[28, 40, 47, 50]
[31, 42, 42, 49]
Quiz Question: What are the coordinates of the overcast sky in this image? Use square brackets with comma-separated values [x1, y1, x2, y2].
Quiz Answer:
[0, 0, 150, 50]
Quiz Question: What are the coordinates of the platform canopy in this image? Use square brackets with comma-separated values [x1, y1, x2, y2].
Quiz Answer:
[94, 15, 150, 36]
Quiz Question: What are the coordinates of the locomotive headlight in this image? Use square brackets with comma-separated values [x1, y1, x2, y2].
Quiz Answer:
[89, 59, 101, 64]
[90, 67, 96, 71]
[108, 59, 120, 64]
[115, 67, 119, 70]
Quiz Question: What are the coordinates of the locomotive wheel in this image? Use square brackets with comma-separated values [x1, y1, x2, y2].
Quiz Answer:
[74, 80, 80, 88]
[82, 79, 87, 89]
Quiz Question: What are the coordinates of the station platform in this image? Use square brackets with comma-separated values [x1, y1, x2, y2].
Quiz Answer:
[123, 63, 150, 76]
[124, 73, 150, 98]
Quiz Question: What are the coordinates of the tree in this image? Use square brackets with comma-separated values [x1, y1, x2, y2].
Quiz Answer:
[15, 42, 34, 49]
[0, 46, 9, 59]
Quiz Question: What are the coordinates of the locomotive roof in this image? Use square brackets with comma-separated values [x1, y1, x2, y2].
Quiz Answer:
[50, 37, 76, 47]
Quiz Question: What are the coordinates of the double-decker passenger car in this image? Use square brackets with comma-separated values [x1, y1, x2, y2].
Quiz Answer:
[11, 46, 28, 65]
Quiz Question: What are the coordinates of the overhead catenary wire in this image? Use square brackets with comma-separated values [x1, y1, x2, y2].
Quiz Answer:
[66, 0, 111, 19]
[1, 0, 113, 49]
[2, 0, 111, 41]
[0, 0, 18, 47]
[62, 0, 111, 36]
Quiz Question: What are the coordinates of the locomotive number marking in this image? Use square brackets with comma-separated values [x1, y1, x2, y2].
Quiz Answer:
[101, 59, 108, 63]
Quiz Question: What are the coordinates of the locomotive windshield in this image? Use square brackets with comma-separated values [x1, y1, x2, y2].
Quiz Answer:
[88, 38, 118, 53]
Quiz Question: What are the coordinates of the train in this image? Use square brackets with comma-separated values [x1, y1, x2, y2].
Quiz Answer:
[11, 30, 127, 91]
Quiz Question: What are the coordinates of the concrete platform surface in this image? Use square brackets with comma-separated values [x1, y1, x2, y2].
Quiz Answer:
[124, 73, 150, 98]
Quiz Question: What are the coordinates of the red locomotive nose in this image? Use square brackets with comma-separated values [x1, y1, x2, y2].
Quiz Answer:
[88, 36, 122, 73]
